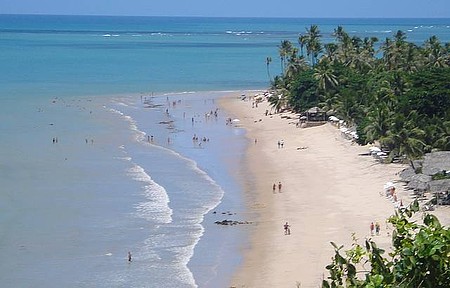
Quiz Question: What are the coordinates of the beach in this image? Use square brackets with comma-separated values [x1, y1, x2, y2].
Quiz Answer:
[220, 94, 410, 288]
[2, 16, 449, 288]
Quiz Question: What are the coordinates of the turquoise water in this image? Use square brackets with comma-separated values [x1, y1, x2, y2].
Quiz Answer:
[1, 15, 449, 97]
[0, 15, 449, 288]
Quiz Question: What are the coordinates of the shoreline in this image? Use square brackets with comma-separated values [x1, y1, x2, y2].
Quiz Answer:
[219, 93, 410, 287]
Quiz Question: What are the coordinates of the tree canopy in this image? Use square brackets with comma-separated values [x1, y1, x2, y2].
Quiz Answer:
[268, 26, 450, 160]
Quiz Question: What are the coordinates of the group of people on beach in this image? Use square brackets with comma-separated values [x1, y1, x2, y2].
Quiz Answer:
[272, 182, 282, 193]
[370, 221, 381, 236]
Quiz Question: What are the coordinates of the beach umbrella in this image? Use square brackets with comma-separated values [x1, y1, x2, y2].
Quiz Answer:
[384, 182, 395, 190]
[232, 119, 240, 123]
[328, 116, 340, 122]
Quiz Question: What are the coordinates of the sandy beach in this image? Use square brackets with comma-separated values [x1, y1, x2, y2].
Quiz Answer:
[220, 93, 411, 288]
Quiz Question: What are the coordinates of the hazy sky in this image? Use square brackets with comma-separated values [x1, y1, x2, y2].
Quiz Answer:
[1, 0, 449, 18]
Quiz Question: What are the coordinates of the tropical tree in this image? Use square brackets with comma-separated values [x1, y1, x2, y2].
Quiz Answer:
[363, 103, 392, 143]
[285, 54, 308, 80]
[268, 90, 288, 113]
[314, 61, 338, 93]
[298, 34, 308, 57]
[322, 200, 450, 288]
[323, 43, 339, 63]
[266, 56, 272, 82]
[304, 25, 323, 66]
[272, 25, 450, 159]
[279, 40, 295, 74]
[380, 113, 427, 160]
[433, 121, 450, 150]
[424, 36, 449, 68]
[286, 69, 319, 112]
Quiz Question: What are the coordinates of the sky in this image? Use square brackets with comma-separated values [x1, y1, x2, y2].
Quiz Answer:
[1, 0, 449, 18]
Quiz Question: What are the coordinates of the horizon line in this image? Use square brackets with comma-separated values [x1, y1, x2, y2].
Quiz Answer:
[1, 13, 450, 20]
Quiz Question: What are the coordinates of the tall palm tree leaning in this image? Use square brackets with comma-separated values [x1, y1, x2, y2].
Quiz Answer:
[266, 56, 272, 83]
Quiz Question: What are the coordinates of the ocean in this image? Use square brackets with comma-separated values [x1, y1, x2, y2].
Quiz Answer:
[0, 15, 449, 287]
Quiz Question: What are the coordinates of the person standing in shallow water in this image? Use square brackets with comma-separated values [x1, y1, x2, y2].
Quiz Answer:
[128, 251, 132, 262]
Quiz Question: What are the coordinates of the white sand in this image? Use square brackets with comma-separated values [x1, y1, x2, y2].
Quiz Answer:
[220, 93, 412, 288]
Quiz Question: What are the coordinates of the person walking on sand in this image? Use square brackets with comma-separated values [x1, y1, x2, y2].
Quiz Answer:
[272, 183, 276, 194]
[284, 222, 291, 235]
[375, 222, 380, 235]
[278, 181, 282, 193]
[370, 222, 375, 236]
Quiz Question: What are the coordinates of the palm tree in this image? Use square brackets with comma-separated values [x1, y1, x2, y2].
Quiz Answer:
[333, 26, 348, 43]
[318, 91, 340, 114]
[285, 55, 308, 80]
[381, 113, 427, 160]
[266, 56, 272, 82]
[424, 36, 449, 68]
[363, 37, 378, 57]
[363, 103, 392, 143]
[304, 25, 322, 67]
[268, 90, 288, 113]
[298, 34, 308, 57]
[313, 61, 338, 93]
[380, 37, 394, 70]
[404, 43, 421, 72]
[382, 30, 408, 71]
[333, 26, 352, 64]
[279, 40, 295, 75]
[323, 43, 338, 63]
[433, 121, 450, 150]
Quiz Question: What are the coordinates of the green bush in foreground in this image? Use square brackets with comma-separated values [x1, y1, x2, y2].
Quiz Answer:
[322, 201, 450, 288]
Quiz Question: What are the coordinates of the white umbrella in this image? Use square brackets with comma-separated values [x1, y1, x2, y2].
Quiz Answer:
[384, 182, 395, 190]
[328, 116, 339, 122]
[369, 147, 381, 153]
[232, 119, 240, 123]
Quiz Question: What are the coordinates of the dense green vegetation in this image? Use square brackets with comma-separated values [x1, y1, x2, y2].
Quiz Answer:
[268, 25, 450, 160]
[322, 201, 450, 288]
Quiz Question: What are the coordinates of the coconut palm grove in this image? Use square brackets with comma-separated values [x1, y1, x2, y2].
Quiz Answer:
[268, 25, 450, 161]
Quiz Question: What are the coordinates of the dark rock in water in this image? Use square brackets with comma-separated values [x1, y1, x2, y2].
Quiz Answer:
[214, 219, 253, 226]
[144, 104, 164, 108]
[159, 120, 174, 125]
